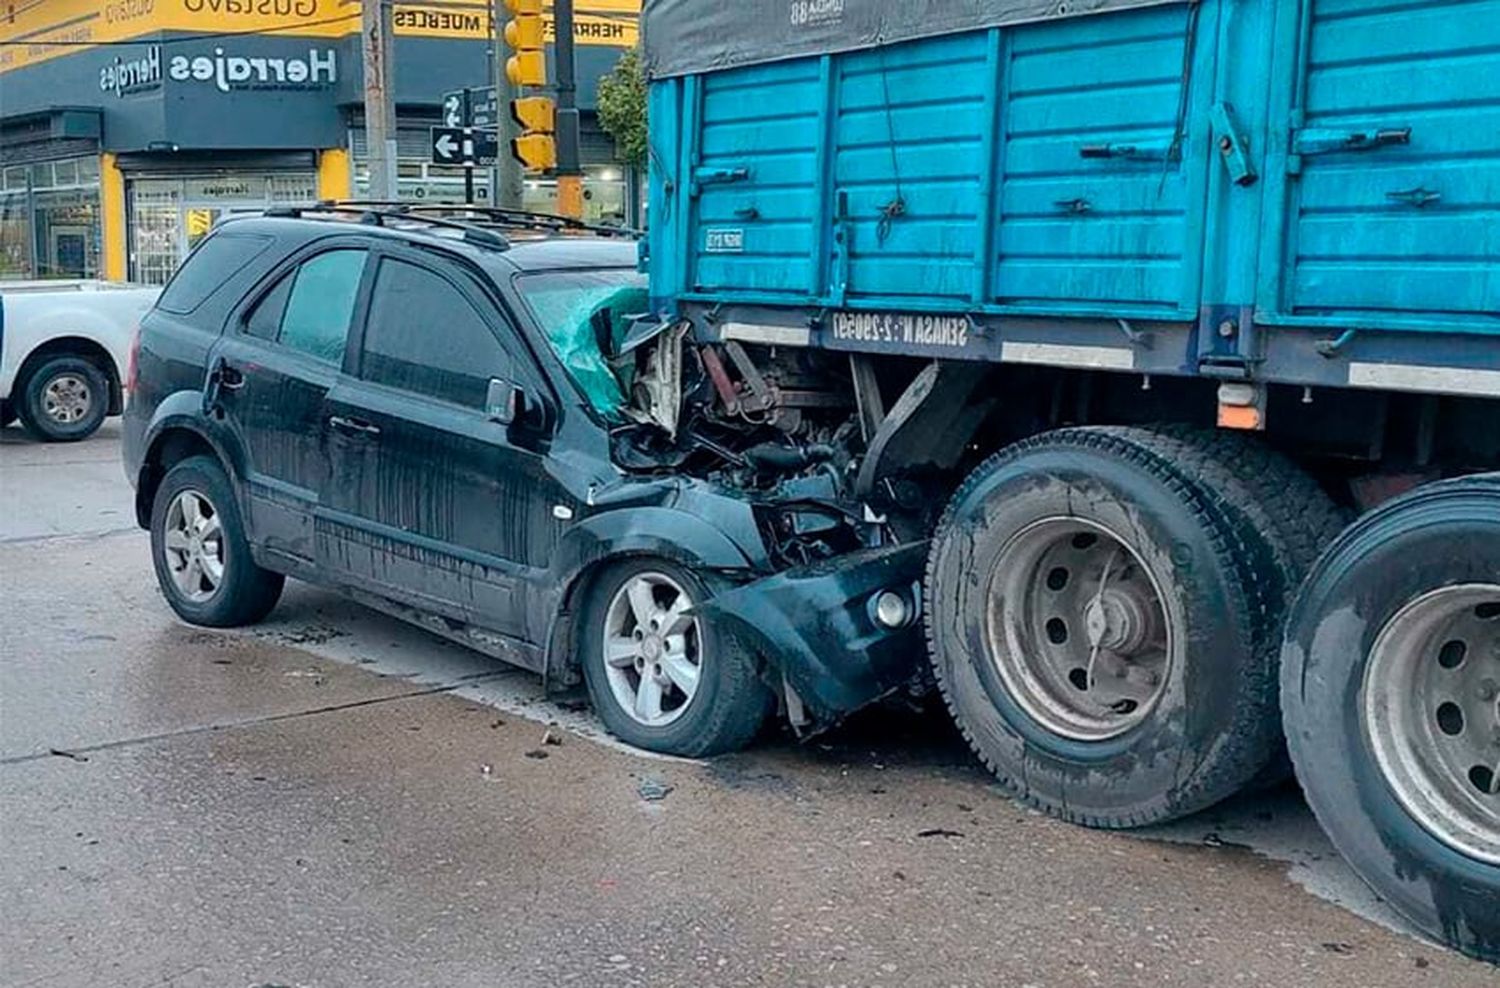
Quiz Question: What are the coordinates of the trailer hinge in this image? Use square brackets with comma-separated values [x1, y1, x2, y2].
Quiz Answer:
[1209, 101, 1257, 186]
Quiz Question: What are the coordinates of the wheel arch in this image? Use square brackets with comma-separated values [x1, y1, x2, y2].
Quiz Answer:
[15, 336, 123, 415]
[538, 506, 763, 687]
[133, 403, 243, 529]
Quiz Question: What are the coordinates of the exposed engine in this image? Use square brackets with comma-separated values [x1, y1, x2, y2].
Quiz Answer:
[610, 324, 876, 568]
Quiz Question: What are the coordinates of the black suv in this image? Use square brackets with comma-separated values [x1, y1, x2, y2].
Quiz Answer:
[124, 205, 923, 757]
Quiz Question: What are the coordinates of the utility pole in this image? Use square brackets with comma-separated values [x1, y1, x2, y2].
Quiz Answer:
[493, 0, 525, 209]
[553, 0, 583, 218]
[362, 0, 398, 201]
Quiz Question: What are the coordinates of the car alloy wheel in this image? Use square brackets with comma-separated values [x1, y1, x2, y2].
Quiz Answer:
[161, 489, 226, 603]
[601, 571, 703, 727]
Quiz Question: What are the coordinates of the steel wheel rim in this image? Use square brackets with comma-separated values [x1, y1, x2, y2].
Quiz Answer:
[983, 517, 1174, 741]
[161, 490, 225, 603]
[602, 572, 702, 727]
[1363, 584, 1500, 865]
[42, 374, 92, 425]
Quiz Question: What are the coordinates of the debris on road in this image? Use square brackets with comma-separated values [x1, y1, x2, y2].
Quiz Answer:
[637, 777, 674, 802]
[541, 727, 562, 747]
[916, 828, 964, 839]
[524, 750, 550, 760]
[48, 748, 88, 762]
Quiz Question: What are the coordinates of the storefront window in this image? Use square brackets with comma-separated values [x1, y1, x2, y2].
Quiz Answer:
[0, 188, 33, 281]
[521, 166, 630, 225]
[0, 155, 101, 281]
[353, 162, 492, 204]
[127, 172, 316, 285]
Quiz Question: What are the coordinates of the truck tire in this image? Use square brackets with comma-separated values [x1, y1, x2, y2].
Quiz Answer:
[1155, 425, 1351, 786]
[579, 558, 773, 757]
[926, 426, 1286, 827]
[15, 354, 109, 442]
[149, 455, 284, 627]
[1, 400, 15, 428]
[1282, 475, 1500, 964]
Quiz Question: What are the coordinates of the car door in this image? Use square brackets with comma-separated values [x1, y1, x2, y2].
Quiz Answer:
[209, 243, 370, 562]
[319, 247, 575, 641]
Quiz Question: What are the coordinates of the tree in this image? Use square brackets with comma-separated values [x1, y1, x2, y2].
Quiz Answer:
[597, 46, 646, 170]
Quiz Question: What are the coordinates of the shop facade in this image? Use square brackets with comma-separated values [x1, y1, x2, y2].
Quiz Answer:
[1, 1, 640, 284]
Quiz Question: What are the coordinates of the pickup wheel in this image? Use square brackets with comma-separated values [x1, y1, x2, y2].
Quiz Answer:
[1282, 475, 1500, 964]
[579, 559, 773, 757]
[149, 455, 284, 628]
[926, 427, 1283, 827]
[16, 355, 109, 442]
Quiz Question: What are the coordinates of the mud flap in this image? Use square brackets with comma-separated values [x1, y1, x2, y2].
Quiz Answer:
[698, 541, 928, 725]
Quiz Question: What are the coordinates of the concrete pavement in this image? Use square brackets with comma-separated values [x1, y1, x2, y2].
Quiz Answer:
[1, 420, 1494, 987]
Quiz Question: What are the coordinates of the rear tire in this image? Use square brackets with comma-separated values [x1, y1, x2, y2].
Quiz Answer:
[16, 355, 109, 442]
[1154, 425, 1350, 786]
[579, 558, 773, 757]
[149, 455, 283, 627]
[1282, 475, 1500, 964]
[926, 427, 1289, 827]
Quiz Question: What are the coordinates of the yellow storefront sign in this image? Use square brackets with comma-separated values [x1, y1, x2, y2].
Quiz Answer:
[1, 0, 636, 74]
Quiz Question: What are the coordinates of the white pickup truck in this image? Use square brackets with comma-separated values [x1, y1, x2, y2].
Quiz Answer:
[0, 280, 160, 442]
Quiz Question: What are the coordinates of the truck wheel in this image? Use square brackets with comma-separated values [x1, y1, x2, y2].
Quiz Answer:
[16, 355, 109, 442]
[926, 427, 1281, 827]
[149, 455, 284, 628]
[1282, 475, 1500, 964]
[579, 559, 773, 757]
[1155, 426, 1350, 786]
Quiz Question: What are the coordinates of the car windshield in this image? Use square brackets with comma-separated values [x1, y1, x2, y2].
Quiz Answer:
[515, 268, 649, 420]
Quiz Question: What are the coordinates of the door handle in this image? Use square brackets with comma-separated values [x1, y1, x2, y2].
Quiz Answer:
[328, 415, 380, 437]
[218, 363, 245, 391]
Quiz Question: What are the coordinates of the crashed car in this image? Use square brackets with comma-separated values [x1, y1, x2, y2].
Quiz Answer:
[122, 205, 925, 756]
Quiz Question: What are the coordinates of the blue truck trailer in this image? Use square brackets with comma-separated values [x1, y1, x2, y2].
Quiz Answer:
[636, 0, 1499, 962]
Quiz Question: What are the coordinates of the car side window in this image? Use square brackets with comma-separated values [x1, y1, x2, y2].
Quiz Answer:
[244, 273, 293, 341]
[275, 249, 367, 364]
[360, 257, 516, 410]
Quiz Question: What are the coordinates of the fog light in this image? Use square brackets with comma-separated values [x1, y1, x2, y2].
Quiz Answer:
[872, 590, 911, 629]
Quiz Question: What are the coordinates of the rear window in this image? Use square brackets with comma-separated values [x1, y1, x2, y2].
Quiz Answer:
[156, 232, 274, 315]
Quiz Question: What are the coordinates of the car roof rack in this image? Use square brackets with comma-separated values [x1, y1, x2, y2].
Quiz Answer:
[262, 202, 511, 250]
[320, 200, 640, 239]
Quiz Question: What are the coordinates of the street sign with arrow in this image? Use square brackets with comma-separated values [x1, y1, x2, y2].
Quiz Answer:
[444, 86, 497, 129]
[431, 126, 498, 167]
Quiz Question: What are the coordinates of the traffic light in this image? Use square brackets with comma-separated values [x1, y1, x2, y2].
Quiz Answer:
[503, 0, 546, 88]
[510, 96, 557, 171]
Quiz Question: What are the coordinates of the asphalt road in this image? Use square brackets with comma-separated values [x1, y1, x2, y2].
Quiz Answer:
[1, 420, 1494, 987]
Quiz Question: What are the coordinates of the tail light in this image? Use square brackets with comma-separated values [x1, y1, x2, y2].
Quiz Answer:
[125, 324, 142, 397]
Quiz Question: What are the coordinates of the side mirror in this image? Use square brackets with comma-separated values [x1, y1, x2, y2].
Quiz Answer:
[486, 377, 551, 433]
[485, 377, 521, 425]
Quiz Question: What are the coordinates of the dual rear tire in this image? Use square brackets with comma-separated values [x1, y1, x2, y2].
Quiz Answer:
[925, 426, 1345, 826]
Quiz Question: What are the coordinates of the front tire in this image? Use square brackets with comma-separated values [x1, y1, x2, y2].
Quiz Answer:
[579, 559, 772, 757]
[926, 427, 1285, 827]
[149, 455, 284, 627]
[16, 355, 109, 442]
[1282, 475, 1500, 964]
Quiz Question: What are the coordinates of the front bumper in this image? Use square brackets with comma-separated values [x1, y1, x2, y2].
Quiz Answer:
[700, 541, 928, 727]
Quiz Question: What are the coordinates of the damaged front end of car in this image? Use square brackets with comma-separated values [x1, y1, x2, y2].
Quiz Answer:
[586, 317, 954, 733]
